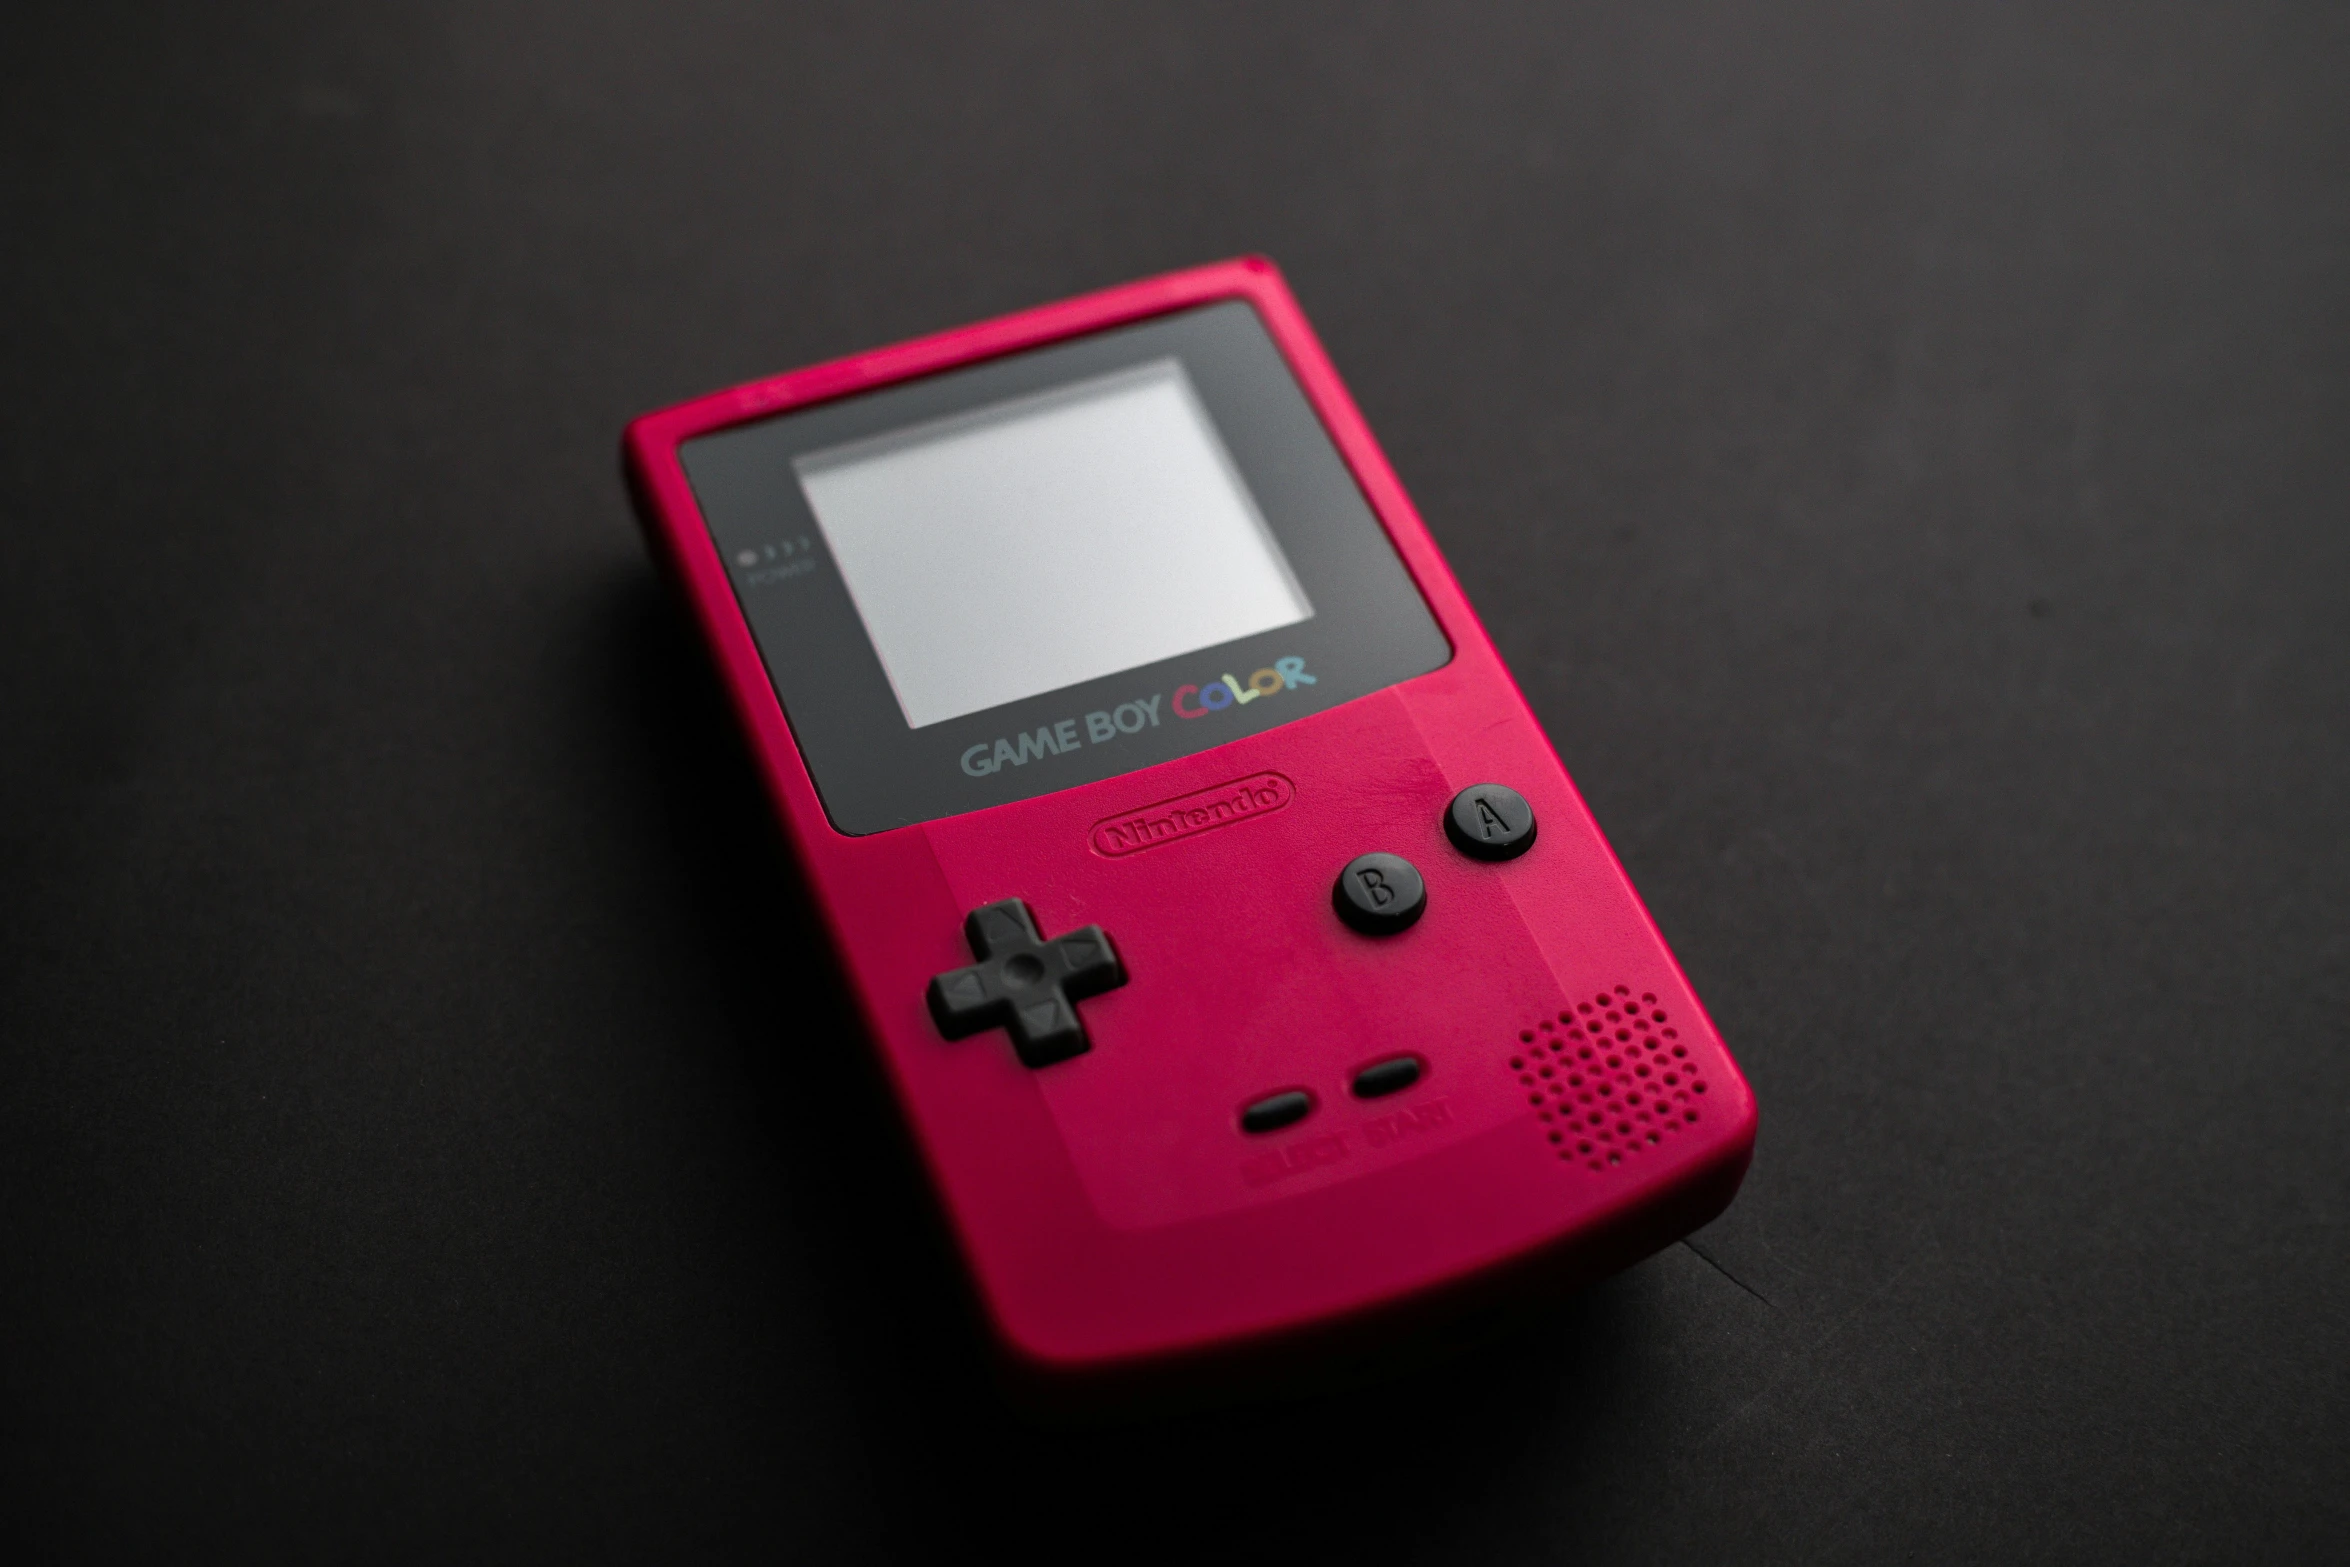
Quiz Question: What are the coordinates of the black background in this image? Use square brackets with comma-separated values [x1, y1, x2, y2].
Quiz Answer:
[3, 3, 2343, 1561]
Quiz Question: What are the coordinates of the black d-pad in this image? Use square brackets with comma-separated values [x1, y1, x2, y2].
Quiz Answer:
[926, 899, 1125, 1068]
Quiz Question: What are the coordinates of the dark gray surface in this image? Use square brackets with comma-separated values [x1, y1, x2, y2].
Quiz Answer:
[676, 300, 1449, 833]
[3, 3, 2344, 1561]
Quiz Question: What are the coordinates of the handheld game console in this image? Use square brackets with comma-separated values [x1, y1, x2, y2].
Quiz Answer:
[623, 258, 1756, 1375]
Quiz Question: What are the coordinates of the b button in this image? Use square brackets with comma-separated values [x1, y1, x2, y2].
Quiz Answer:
[1333, 852, 1427, 935]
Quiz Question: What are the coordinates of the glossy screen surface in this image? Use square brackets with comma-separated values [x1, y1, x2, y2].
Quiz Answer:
[794, 360, 1311, 729]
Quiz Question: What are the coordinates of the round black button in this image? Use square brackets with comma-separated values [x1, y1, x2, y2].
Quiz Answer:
[1445, 783, 1537, 861]
[1333, 852, 1427, 935]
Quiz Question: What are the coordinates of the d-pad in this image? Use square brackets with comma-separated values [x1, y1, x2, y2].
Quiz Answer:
[926, 899, 1126, 1068]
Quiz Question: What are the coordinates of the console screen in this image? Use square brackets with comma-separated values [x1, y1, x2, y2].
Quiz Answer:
[794, 359, 1312, 729]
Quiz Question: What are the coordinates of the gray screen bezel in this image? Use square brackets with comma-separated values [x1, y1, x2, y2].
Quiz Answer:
[678, 300, 1451, 836]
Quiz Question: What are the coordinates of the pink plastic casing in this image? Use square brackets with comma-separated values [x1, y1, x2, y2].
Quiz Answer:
[623, 259, 1755, 1375]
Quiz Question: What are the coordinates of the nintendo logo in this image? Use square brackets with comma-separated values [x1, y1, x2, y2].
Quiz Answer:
[1090, 771, 1295, 857]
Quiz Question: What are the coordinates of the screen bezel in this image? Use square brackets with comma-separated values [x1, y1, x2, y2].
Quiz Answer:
[678, 300, 1451, 835]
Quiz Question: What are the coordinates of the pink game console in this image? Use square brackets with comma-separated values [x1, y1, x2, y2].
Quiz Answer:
[623, 258, 1755, 1377]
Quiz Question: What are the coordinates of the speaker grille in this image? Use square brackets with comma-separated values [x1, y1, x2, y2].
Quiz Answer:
[1507, 985, 1708, 1171]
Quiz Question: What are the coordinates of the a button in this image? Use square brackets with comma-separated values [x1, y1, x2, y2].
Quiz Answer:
[1333, 852, 1427, 935]
[1240, 1090, 1313, 1134]
[1445, 783, 1537, 861]
[926, 898, 1125, 1068]
[1351, 1055, 1423, 1099]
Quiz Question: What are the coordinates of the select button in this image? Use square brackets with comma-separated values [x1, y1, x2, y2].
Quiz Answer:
[1240, 1090, 1314, 1135]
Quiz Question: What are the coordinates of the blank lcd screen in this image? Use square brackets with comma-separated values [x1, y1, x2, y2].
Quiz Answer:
[794, 359, 1313, 729]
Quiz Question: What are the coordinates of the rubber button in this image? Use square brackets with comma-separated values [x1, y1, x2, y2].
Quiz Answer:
[1240, 1090, 1313, 1135]
[1333, 852, 1427, 935]
[926, 898, 1125, 1068]
[1445, 783, 1537, 861]
[1351, 1055, 1423, 1099]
